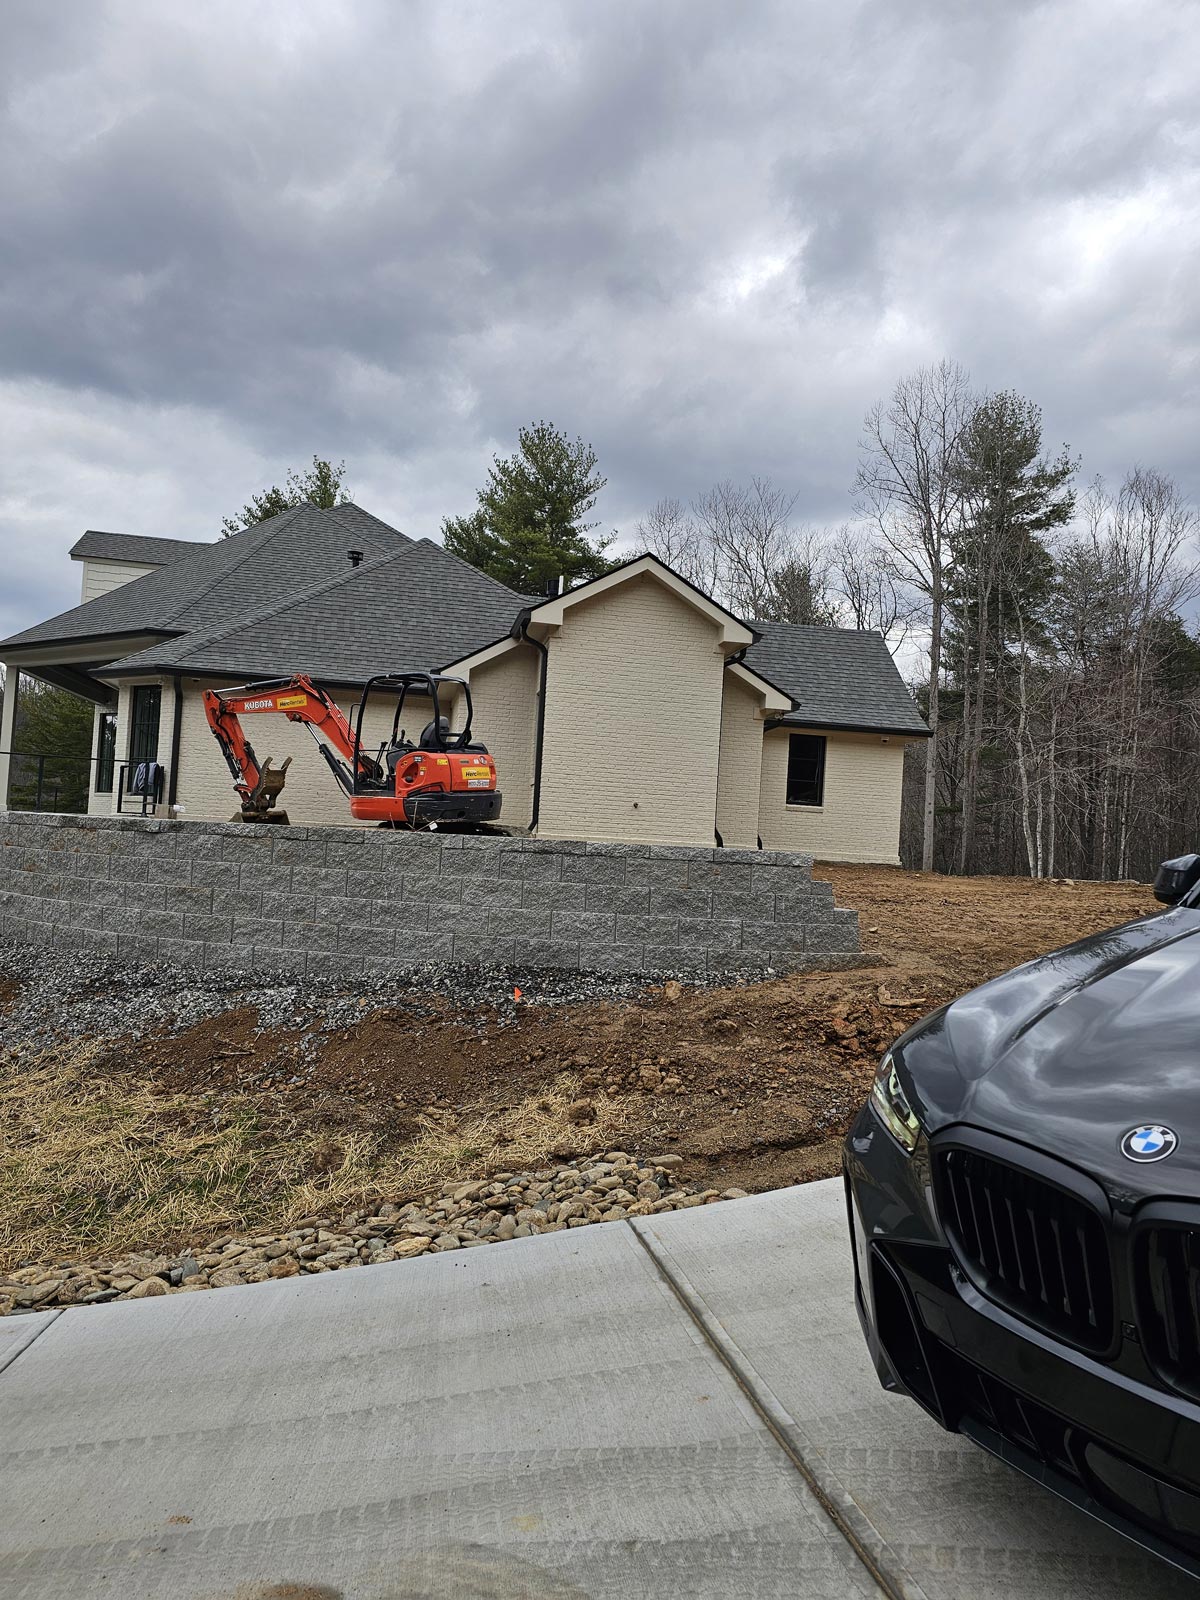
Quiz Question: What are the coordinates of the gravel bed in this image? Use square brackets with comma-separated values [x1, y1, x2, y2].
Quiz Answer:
[0, 1152, 747, 1314]
[0, 944, 767, 1060]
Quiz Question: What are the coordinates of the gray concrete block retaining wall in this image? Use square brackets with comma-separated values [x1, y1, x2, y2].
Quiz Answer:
[0, 813, 859, 979]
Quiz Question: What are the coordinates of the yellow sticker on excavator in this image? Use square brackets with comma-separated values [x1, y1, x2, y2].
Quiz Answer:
[276, 694, 307, 709]
[462, 765, 491, 779]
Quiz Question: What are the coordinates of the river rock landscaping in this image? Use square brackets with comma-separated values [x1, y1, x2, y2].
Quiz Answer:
[0, 1153, 745, 1314]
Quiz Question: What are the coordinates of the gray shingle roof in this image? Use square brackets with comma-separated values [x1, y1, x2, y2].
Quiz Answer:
[743, 620, 929, 736]
[0, 505, 407, 653]
[69, 531, 212, 566]
[322, 503, 408, 545]
[107, 538, 529, 684]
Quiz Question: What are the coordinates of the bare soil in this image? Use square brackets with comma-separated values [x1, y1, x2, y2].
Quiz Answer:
[106, 864, 1160, 1199]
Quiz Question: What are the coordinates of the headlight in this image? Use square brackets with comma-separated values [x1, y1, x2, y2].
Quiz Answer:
[870, 1050, 921, 1153]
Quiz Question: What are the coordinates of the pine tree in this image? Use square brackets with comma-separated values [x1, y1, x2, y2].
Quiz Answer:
[442, 422, 612, 592]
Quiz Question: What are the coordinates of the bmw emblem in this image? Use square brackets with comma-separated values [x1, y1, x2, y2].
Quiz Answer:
[1120, 1125, 1179, 1163]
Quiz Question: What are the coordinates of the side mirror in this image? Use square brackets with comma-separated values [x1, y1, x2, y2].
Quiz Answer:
[1153, 853, 1200, 906]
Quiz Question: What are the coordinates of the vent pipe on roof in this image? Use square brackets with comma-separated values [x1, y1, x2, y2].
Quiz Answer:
[348, 549, 364, 567]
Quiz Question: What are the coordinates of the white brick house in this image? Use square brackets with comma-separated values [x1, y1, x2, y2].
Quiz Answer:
[0, 504, 928, 860]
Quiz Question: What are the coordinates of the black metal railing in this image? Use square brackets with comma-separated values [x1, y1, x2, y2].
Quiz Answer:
[115, 760, 166, 815]
[5, 751, 92, 814]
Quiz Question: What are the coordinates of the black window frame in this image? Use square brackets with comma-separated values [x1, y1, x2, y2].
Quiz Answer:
[128, 684, 162, 770]
[785, 733, 826, 807]
[95, 712, 117, 794]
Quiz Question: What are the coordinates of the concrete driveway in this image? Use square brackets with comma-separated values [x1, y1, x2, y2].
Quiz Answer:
[0, 1180, 1193, 1599]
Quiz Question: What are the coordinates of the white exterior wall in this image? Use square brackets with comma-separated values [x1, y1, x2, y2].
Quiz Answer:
[88, 677, 177, 816]
[757, 727, 910, 863]
[714, 672, 765, 850]
[77, 558, 159, 603]
[537, 574, 725, 846]
[463, 646, 539, 830]
[172, 678, 437, 825]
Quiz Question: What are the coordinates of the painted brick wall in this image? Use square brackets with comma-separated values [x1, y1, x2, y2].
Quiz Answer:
[462, 646, 539, 830]
[758, 727, 909, 864]
[0, 812, 859, 979]
[538, 574, 725, 847]
[715, 672, 765, 850]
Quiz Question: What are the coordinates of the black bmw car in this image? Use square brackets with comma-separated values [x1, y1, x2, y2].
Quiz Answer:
[845, 853, 1200, 1579]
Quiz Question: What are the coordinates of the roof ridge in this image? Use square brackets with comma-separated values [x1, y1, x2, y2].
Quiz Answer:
[412, 536, 530, 603]
[155, 506, 308, 627]
[149, 538, 420, 667]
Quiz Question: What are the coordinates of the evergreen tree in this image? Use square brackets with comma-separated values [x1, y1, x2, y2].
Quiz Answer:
[442, 422, 612, 592]
[7, 678, 93, 812]
[222, 456, 350, 536]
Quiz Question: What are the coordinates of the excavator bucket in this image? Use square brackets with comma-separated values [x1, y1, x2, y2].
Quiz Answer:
[238, 755, 293, 824]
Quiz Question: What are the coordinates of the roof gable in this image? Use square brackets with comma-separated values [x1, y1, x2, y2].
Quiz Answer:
[70, 531, 212, 566]
[524, 554, 756, 649]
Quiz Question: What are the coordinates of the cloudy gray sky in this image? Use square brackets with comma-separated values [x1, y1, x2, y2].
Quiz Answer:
[2, 0, 1197, 639]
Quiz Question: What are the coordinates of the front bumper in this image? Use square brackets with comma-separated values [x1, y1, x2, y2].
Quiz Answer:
[845, 1102, 1200, 1580]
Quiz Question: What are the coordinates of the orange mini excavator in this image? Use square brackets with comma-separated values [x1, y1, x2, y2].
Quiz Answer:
[202, 671, 501, 828]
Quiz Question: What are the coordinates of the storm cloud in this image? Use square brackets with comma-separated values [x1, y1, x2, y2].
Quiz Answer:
[2, 0, 1197, 637]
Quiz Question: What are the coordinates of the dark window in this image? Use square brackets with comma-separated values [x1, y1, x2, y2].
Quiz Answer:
[786, 734, 826, 806]
[128, 685, 161, 769]
[95, 713, 117, 793]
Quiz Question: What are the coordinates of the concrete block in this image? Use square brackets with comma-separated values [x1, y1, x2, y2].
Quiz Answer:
[452, 933, 515, 967]
[524, 881, 586, 911]
[741, 919, 807, 953]
[613, 913, 679, 945]
[392, 930, 454, 963]
[369, 899, 430, 931]
[147, 859, 193, 889]
[183, 913, 235, 944]
[288, 865, 349, 897]
[519, 835, 588, 854]
[214, 887, 258, 916]
[121, 882, 168, 911]
[322, 836, 385, 870]
[625, 858, 690, 890]
[804, 912, 860, 951]
[487, 906, 551, 940]
[687, 861, 754, 892]
[155, 935, 210, 970]
[232, 915, 279, 944]
[710, 890, 766, 921]
[337, 925, 393, 958]
[750, 862, 815, 893]
[550, 909, 616, 943]
[648, 843, 713, 860]
[578, 942, 647, 974]
[643, 946, 708, 978]
[288, 919, 340, 954]
[512, 937, 580, 970]
[583, 884, 651, 915]
[438, 850, 500, 878]
[647, 887, 712, 917]
[678, 916, 743, 952]
[560, 853, 628, 885]
[415, 875, 464, 904]
[117, 933, 160, 964]
[259, 891, 317, 922]
[459, 878, 523, 908]
[500, 850, 560, 883]
[270, 838, 329, 868]
[585, 839, 650, 857]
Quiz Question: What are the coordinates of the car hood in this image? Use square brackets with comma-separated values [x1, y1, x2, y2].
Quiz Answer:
[904, 905, 1200, 1195]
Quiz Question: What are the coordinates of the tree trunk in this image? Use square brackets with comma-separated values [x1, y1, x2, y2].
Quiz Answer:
[922, 577, 942, 872]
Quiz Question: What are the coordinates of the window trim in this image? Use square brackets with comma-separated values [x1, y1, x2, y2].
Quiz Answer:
[128, 684, 162, 769]
[95, 712, 117, 794]
[785, 732, 826, 808]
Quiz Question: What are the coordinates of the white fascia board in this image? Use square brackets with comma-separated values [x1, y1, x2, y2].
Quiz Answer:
[440, 634, 522, 678]
[727, 659, 794, 713]
[525, 556, 755, 649]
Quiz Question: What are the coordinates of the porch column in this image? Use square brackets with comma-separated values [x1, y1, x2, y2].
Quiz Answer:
[0, 662, 18, 811]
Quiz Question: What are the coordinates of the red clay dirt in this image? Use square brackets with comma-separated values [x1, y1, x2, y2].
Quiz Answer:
[127, 864, 1159, 1196]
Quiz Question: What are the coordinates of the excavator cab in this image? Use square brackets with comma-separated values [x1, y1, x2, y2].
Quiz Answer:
[347, 672, 501, 827]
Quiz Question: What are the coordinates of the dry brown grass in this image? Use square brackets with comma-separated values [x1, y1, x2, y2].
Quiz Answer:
[0, 1045, 623, 1269]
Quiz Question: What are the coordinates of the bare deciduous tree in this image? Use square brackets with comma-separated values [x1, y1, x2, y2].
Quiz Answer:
[856, 359, 974, 871]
